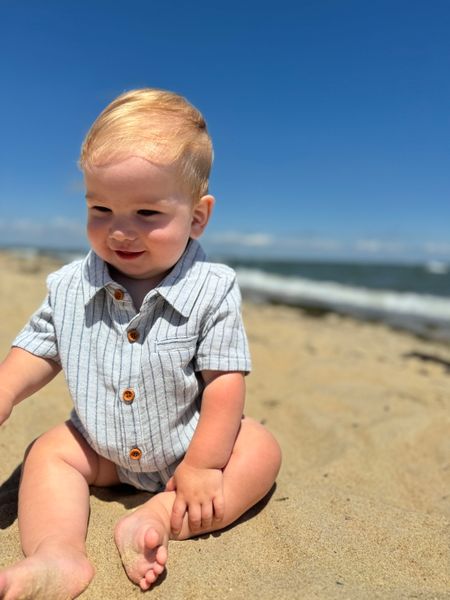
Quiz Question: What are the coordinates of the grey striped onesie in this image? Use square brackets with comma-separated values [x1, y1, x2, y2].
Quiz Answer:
[13, 239, 251, 491]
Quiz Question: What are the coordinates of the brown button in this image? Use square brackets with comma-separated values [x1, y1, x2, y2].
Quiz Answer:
[122, 388, 135, 404]
[114, 289, 124, 301]
[129, 447, 142, 460]
[127, 329, 140, 343]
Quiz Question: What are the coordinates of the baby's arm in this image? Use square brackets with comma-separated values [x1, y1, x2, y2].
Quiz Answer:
[0, 347, 61, 425]
[166, 370, 245, 534]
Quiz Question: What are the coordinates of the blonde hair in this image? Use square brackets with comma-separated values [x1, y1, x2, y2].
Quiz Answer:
[79, 88, 213, 201]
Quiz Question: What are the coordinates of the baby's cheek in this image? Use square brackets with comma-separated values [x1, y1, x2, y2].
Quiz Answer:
[88, 219, 109, 235]
[145, 228, 175, 245]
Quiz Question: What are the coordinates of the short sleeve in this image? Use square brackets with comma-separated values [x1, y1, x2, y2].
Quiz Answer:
[12, 276, 60, 363]
[194, 277, 251, 374]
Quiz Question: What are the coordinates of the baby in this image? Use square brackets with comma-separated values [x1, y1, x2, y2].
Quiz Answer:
[0, 88, 281, 599]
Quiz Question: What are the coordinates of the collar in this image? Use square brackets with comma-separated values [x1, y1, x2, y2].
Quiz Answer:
[81, 239, 207, 317]
[81, 250, 115, 306]
[153, 239, 207, 317]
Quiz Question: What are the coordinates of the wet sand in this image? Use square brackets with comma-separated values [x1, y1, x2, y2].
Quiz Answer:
[1, 253, 449, 599]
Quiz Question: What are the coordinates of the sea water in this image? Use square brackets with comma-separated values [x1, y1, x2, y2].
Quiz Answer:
[223, 257, 450, 341]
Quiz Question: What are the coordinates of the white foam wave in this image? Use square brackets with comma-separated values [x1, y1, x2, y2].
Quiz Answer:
[425, 261, 449, 275]
[236, 268, 450, 324]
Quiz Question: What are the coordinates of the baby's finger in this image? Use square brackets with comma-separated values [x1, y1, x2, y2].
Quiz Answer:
[165, 477, 176, 492]
[213, 495, 225, 523]
[171, 497, 187, 535]
[187, 503, 202, 532]
[201, 502, 213, 531]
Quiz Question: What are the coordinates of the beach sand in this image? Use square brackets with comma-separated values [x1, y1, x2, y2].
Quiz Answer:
[1, 253, 450, 599]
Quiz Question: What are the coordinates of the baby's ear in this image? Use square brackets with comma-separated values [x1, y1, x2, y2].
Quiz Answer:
[190, 195, 214, 238]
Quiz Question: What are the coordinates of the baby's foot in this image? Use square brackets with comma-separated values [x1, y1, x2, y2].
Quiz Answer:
[115, 510, 169, 591]
[0, 547, 94, 599]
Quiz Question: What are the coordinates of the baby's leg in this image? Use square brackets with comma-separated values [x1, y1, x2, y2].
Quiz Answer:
[0, 421, 119, 600]
[115, 417, 281, 590]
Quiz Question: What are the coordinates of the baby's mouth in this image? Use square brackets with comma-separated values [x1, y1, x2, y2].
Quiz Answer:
[115, 250, 145, 260]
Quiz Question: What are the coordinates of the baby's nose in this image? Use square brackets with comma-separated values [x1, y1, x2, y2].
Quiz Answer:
[109, 222, 137, 241]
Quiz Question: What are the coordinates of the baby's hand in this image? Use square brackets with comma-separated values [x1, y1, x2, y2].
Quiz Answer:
[165, 461, 225, 536]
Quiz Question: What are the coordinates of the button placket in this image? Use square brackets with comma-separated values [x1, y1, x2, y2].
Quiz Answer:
[120, 320, 145, 467]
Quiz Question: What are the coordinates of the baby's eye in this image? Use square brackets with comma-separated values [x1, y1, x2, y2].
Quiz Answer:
[137, 209, 160, 217]
[92, 206, 111, 213]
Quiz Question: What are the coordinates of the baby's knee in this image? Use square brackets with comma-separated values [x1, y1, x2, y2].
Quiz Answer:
[21, 429, 65, 480]
[24, 427, 62, 461]
[261, 426, 282, 477]
[241, 418, 282, 475]
[23, 421, 92, 469]
[23, 421, 119, 486]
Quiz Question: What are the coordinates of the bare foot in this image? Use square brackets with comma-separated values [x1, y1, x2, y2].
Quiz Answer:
[0, 547, 94, 599]
[114, 509, 170, 591]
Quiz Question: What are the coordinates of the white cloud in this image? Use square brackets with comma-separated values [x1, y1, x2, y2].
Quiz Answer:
[0, 217, 86, 248]
[290, 238, 344, 252]
[421, 242, 450, 256]
[205, 232, 275, 247]
[205, 230, 450, 261]
[205, 231, 345, 253]
[354, 239, 409, 255]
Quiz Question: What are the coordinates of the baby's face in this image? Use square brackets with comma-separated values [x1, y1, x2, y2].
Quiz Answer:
[84, 156, 213, 284]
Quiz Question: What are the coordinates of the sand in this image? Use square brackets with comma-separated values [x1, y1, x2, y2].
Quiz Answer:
[0, 252, 449, 599]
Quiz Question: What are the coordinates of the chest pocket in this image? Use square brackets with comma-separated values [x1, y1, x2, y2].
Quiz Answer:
[155, 335, 198, 370]
[155, 335, 198, 352]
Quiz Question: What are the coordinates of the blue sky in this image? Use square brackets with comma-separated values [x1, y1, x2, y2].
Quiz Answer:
[1, 0, 449, 262]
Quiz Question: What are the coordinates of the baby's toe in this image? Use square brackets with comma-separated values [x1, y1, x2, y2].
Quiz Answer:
[153, 561, 165, 576]
[140, 576, 152, 591]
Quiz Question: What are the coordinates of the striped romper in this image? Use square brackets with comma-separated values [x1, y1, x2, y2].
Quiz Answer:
[13, 239, 251, 491]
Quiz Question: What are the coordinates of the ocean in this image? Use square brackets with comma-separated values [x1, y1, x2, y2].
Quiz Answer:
[223, 257, 450, 342]
[4, 246, 450, 342]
